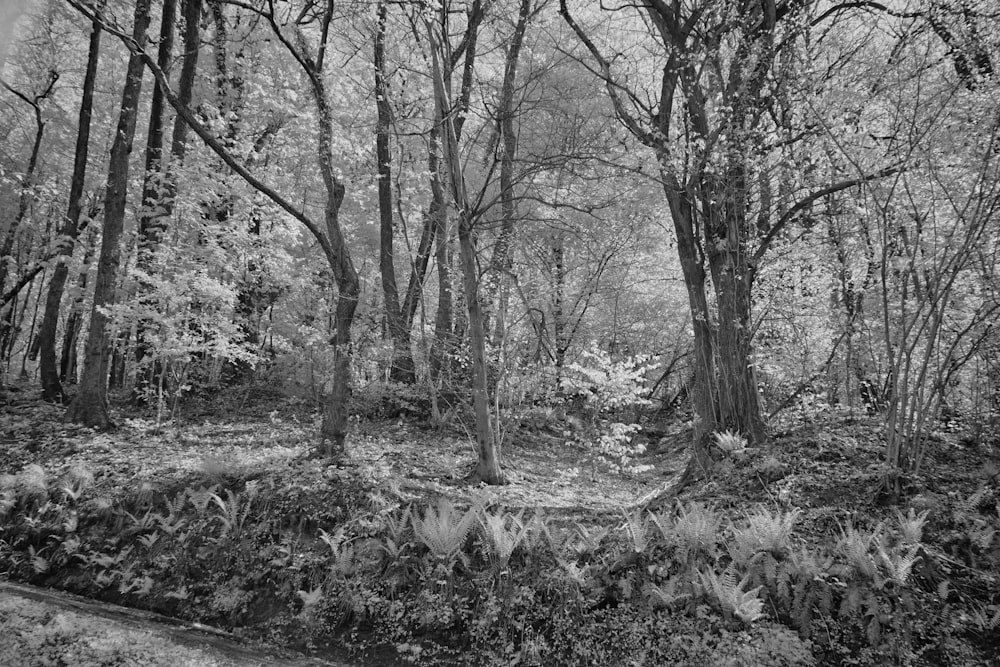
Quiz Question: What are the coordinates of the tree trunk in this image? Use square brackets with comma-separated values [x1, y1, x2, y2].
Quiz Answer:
[60, 229, 97, 385]
[0, 71, 57, 366]
[483, 0, 531, 340]
[66, 0, 151, 429]
[133, 0, 177, 387]
[428, 16, 504, 484]
[39, 18, 101, 402]
[458, 210, 503, 484]
[374, 0, 414, 384]
[660, 170, 717, 473]
[706, 159, 766, 443]
[428, 149, 453, 384]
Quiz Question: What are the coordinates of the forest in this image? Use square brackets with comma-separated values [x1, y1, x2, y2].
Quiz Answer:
[0, 0, 998, 665]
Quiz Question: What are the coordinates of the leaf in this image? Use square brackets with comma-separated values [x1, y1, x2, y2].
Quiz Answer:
[297, 585, 323, 608]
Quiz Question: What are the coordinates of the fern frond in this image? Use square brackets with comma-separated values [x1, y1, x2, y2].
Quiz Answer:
[622, 508, 650, 554]
[573, 522, 610, 555]
[896, 508, 930, 545]
[698, 564, 764, 624]
[479, 508, 528, 570]
[674, 501, 721, 560]
[838, 521, 879, 580]
[413, 498, 478, 564]
[876, 543, 920, 585]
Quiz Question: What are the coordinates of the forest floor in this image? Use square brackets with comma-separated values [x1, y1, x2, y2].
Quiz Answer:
[1, 380, 998, 665]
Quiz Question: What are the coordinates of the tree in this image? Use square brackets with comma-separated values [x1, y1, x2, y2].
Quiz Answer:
[66, 0, 152, 428]
[0, 68, 59, 359]
[560, 1, 901, 484]
[374, 0, 414, 384]
[37, 13, 102, 403]
[426, 8, 504, 484]
[65, 0, 365, 454]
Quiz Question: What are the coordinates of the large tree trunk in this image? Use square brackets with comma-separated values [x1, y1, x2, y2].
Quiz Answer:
[705, 158, 766, 444]
[374, 0, 414, 384]
[66, 0, 152, 429]
[39, 19, 102, 403]
[660, 170, 717, 473]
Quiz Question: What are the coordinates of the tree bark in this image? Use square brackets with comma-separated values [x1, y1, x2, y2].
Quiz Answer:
[374, 0, 414, 384]
[60, 229, 97, 385]
[67, 0, 151, 429]
[38, 19, 102, 402]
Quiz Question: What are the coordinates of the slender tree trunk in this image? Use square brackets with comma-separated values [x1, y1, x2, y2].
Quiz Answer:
[660, 168, 716, 473]
[133, 0, 177, 388]
[400, 132, 440, 332]
[0, 71, 58, 365]
[428, 17, 504, 484]
[374, 0, 414, 384]
[60, 229, 97, 385]
[484, 0, 531, 339]
[38, 19, 101, 402]
[67, 0, 151, 429]
[428, 130, 453, 383]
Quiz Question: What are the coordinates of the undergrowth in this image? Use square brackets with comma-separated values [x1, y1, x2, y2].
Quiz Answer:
[2, 460, 998, 666]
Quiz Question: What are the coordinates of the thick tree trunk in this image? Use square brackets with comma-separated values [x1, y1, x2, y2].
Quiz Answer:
[661, 171, 717, 474]
[704, 155, 766, 444]
[38, 18, 100, 403]
[67, 0, 151, 429]
[320, 197, 360, 455]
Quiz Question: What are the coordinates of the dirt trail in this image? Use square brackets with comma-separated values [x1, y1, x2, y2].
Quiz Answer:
[0, 580, 351, 667]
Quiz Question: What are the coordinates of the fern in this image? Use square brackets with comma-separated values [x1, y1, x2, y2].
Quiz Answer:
[643, 575, 690, 609]
[412, 498, 478, 566]
[895, 507, 929, 545]
[479, 508, 529, 571]
[698, 564, 764, 624]
[209, 489, 251, 540]
[714, 430, 748, 453]
[672, 501, 721, 562]
[729, 507, 800, 566]
[572, 522, 610, 556]
[875, 543, 920, 585]
[622, 508, 651, 554]
[838, 521, 879, 580]
[319, 527, 356, 576]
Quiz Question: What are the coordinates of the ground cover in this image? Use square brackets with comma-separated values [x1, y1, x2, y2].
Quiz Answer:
[1, 382, 998, 666]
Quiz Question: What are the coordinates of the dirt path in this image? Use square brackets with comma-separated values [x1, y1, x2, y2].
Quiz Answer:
[0, 581, 352, 667]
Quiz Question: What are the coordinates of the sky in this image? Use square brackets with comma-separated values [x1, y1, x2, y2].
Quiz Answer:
[0, 0, 32, 72]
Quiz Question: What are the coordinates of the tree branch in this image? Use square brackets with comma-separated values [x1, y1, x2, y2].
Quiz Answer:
[753, 165, 904, 266]
[63, 0, 336, 268]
